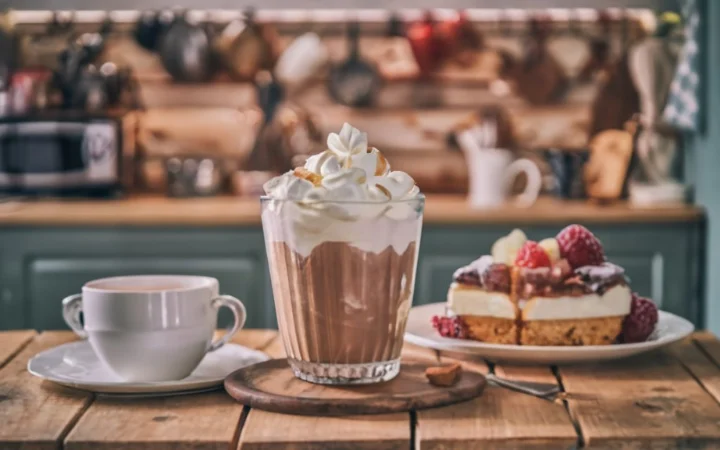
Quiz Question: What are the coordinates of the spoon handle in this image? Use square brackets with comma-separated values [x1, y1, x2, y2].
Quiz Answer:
[484, 373, 561, 399]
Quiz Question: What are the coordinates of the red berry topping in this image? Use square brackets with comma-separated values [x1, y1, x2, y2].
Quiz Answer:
[432, 315, 468, 339]
[556, 224, 606, 269]
[514, 241, 552, 268]
[620, 293, 659, 343]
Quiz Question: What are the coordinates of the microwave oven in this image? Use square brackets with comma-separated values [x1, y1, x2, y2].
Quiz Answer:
[0, 116, 122, 196]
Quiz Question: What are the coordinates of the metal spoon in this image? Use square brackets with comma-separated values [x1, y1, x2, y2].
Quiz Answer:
[485, 373, 562, 399]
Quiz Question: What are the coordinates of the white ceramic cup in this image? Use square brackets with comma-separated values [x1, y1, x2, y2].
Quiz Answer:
[61, 275, 246, 382]
[465, 148, 542, 209]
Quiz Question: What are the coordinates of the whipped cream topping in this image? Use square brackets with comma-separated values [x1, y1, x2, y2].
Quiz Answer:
[262, 123, 423, 256]
[264, 123, 420, 205]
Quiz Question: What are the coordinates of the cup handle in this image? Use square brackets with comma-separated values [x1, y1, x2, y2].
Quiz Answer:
[62, 294, 87, 338]
[208, 295, 247, 352]
[505, 158, 542, 208]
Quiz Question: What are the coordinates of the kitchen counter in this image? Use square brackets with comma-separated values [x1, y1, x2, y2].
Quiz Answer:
[0, 195, 705, 226]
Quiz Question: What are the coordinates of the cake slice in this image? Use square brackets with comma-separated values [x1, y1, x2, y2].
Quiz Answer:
[433, 225, 650, 346]
[447, 256, 517, 344]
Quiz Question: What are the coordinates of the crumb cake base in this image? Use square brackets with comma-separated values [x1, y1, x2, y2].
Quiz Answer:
[520, 316, 624, 346]
[458, 315, 518, 344]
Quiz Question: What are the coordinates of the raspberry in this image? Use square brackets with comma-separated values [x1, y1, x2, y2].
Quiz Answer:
[514, 241, 551, 268]
[481, 263, 511, 292]
[620, 293, 659, 343]
[556, 224, 606, 269]
[432, 315, 468, 339]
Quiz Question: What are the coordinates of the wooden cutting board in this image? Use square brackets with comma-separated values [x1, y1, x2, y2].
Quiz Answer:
[224, 359, 486, 416]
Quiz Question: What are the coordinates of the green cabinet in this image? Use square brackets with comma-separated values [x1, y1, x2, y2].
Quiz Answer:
[0, 220, 705, 331]
[0, 228, 271, 331]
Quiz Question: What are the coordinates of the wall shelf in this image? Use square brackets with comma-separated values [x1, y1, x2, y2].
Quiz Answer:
[1, 0, 680, 13]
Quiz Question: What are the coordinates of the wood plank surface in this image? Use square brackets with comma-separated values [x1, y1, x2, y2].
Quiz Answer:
[0, 329, 36, 368]
[64, 330, 277, 450]
[4, 329, 720, 450]
[695, 331, 720, 368]
[559, 349, 720, 449]
[668, 334, 720, 405]
[417, 352, 577, 449]
[237, 335, 421, 450]
[0, 331, 92, 450]
[0, 195, 704, 226]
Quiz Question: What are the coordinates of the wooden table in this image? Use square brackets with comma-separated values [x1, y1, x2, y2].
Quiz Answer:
[3, 330, 720, 449]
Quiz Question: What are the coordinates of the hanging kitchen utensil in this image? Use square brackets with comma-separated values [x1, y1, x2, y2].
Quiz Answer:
[76, 14, 113, 65]
[274, 32, 329, 87]
[372, 11, 420, 81]
[546, 9, 590, 79]
[589, 10, 640, 137]
[69, 64, 109, 112]
[513, 15, 568, 105]
[158, 10, 215, 83]
[134, 9, 174, 52]
[215, 8, 277, 81]
[98, 62, 134, 107]
[246, 71, 291, 172]
[19, 11, 74, 70]
[578, 11, 613, 81]
[327, 21, 380, 107]
[627, 12, 680, 185]
[407, 11, 443, 75]
[274, 10, 329, 89]
[438, 10, 483, 67]
[238, 71, 291, 195]
[53, 15, 113, 109]
[495, 10, 519, 79]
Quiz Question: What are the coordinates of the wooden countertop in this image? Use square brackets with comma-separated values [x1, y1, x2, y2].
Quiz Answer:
[0, 195, 704, 226]
[3, 329, 720, 449]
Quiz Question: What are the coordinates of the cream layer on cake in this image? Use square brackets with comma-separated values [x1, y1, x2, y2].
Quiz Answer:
[448, 283, 631, 321]
[446, 283, 515, 319]
[521, 284, 632, 321]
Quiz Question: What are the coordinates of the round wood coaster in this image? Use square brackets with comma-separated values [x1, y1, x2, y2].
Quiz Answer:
[224, 359, 486, 416]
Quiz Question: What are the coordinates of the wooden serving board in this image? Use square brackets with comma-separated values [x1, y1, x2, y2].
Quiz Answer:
[224, 358, 486, 416]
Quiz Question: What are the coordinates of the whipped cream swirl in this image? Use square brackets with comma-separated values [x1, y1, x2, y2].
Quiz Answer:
[264, 123, 421, 219]
[262, 123, 423, 255]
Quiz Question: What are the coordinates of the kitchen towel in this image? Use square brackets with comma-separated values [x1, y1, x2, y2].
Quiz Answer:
[662, 0, 700, 131]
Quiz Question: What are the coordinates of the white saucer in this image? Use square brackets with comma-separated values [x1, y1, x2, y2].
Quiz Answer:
[28, 341, 269, 395]
[404, 303, 694, 365]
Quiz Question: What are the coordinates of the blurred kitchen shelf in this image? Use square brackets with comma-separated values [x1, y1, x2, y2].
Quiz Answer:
[4, 1, 680, 13]
[0, 195, 702, 227]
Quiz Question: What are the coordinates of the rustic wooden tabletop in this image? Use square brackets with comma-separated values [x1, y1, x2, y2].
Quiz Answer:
[2, 329, 720, 450]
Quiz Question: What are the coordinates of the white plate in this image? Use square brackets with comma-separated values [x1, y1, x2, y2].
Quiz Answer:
[404, 303, 695, 365]
[28, 341, 269, 395]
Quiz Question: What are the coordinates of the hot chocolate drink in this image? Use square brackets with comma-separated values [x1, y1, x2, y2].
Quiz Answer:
[262, 123, 423, 384]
